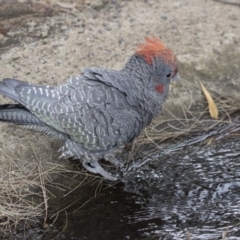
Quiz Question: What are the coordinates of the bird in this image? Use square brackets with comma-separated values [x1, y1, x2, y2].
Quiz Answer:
[0, 36, 179, 181]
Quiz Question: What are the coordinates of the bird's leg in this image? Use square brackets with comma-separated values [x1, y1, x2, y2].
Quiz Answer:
[103, 146, 124, 168]
[104, 155, 123, 168]
[62, 140, 121, 180]
[82, 160, 117, 181]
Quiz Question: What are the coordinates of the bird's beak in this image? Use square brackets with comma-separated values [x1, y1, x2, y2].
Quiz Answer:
[169, 73, 179, 90]
[170, 72, 179, 84]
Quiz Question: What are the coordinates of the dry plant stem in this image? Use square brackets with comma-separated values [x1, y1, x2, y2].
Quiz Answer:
[74, 195, 95, 213]
[27, 139, 49, 226]
[41, 211, 68, 240]
[186, 230, 192, 240]
[56, 211, 68, 239]
[62, 175, 88, 198]
[94, 179, 104, 197]
[222, 227, 229, 240]
[213, 0, 240, 6]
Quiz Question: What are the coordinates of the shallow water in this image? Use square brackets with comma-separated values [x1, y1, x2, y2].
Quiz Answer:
[123, 137, 240, 239]
[10, 136, 240, 240]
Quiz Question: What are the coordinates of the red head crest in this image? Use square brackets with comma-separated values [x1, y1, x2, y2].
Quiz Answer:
[136, 36, 176, 65]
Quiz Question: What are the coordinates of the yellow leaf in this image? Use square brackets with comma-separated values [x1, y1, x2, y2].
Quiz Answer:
[198, 81, 219, 119]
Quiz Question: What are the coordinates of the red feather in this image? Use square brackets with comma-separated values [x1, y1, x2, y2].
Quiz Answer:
[155, 84, 164, 93]
[136, 36, 175, 65]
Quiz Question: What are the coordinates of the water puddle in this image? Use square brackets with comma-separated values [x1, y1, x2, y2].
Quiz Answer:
[8, 135, 240, 239]
[123, 136, 240, 239]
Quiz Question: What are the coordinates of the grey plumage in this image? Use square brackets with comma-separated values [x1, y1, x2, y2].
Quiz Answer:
[0, 104, 42, 125]
[0, 37, 179, 180]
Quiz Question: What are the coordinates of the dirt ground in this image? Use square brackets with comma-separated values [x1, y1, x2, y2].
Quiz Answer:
[0, 0, 240, 234]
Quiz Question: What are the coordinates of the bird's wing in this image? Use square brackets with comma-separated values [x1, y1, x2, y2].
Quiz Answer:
[52, 71, 143, 150]
[16, 68, 143, 150]
[16, 84, 65, 132]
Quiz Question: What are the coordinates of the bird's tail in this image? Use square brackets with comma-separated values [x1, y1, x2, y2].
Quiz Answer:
[0, 104, 64, 139]
[0, 78, 28, 102]
[0, 78, 43, 125]
[0, 104, 44, 125]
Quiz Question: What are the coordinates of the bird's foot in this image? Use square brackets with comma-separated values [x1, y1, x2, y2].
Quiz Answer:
[82, 161, 117, 181]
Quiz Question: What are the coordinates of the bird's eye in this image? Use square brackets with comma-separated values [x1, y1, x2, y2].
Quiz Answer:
[166, 73, 171, 78]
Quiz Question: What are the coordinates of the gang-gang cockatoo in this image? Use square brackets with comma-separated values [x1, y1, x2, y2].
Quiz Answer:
[0, 37, 179, 180]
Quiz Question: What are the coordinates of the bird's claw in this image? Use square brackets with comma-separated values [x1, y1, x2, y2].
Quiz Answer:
[82, 161, 117, 181]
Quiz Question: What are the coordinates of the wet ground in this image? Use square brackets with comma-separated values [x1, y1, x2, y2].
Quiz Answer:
[7, 133, 240, 240]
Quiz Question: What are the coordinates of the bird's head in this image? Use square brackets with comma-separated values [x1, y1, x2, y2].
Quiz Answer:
[135, 36, 179, 96]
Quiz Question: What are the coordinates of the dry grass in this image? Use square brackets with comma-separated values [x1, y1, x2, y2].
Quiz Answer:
[0, 142, 103, 237]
